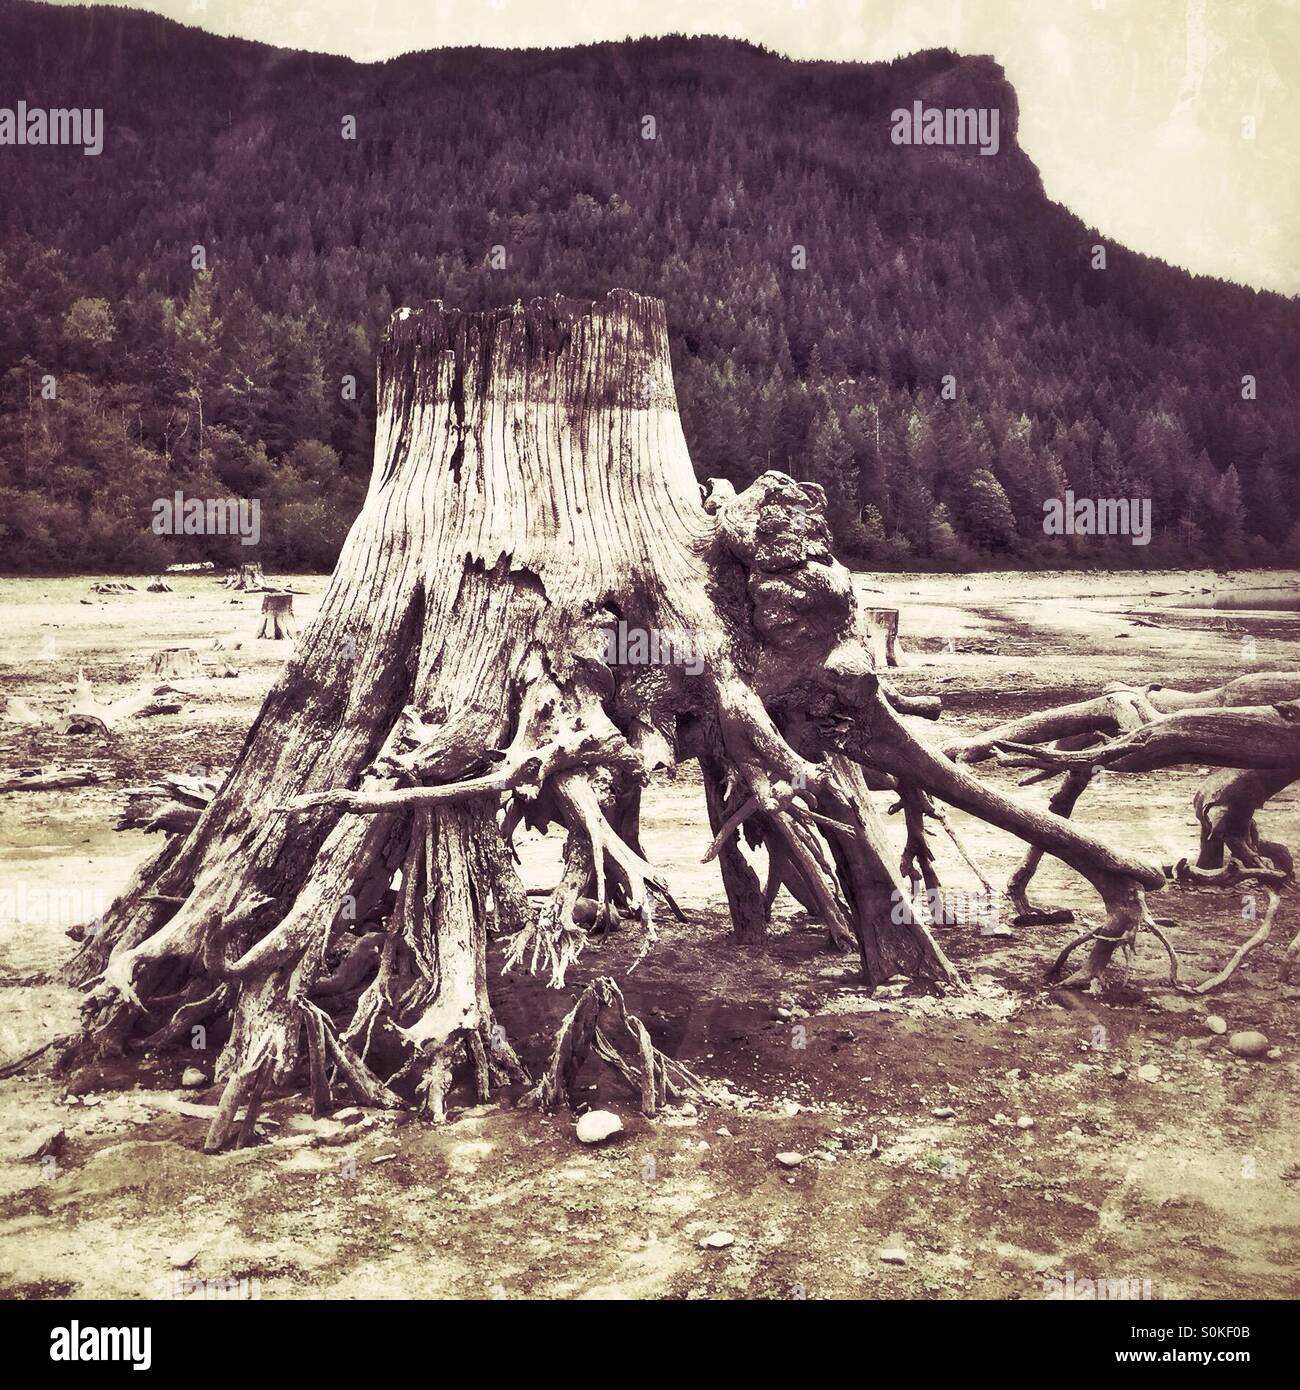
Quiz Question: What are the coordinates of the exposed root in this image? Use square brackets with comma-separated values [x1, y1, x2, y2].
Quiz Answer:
[1146, 888, 1282, 995]
[522, 976, 713, 1116]
[1006, 768, 1091, 925]
[1047, 875, 1288, 996]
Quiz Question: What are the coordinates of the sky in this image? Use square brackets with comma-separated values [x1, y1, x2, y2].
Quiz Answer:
[45, 0, 1300, 294]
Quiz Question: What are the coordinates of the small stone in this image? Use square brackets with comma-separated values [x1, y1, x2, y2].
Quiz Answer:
[1137, 1064, 1161, 1083]
[932, 1106, 957, 1119]
[180, 1067, 206, 1089]
[1267, 1047, 1283, 1061]
[700, 1231, 734, 1249]
[1227, 1031, 1270, 1059]
[1016, 1115, 1036, 1129]
[20, 1126, 65, 1160]
[371, 1152, 398, 1164]
[168, 1242, 201, 1270]
[715, 1127, 732, 1138]
[575, 1110, 623, 1145]
[334, 1106, 366, 1125]
[1206, 1015, 1228, 1036]
[880, 1248, 908, 1265]
[1110, 1064, 1128, 1078]
[773, 1007, 792, 1021]
[775, 1151, 804, 1168]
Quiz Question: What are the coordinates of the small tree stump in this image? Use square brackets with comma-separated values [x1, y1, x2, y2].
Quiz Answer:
[149, 647, 201, 679]
[864, 607, 901, 668]
[147, 577, 173, 593]
[257, 592, 297, 640]
[224, 561, 266, 591]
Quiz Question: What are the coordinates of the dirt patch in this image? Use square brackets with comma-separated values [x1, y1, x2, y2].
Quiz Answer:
[1, 569, 1297, 1299]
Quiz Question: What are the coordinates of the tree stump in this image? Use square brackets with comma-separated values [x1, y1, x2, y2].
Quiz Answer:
[147, 577, 173, 593]
[149, 647, 201, 679]
[257, 592, 297, 640]
[225, 561, 266, 591]
[62, 290, 1167, 1147]
[864, 607, 901, 668]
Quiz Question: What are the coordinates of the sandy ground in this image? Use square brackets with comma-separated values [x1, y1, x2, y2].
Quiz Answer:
[0, 567, 1297, 1301]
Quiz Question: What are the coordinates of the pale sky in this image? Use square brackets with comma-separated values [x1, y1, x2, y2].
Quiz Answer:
[47, 0, 1300, 294]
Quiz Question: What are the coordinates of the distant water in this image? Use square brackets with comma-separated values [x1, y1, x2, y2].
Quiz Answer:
[1166, 586, 1300, 612]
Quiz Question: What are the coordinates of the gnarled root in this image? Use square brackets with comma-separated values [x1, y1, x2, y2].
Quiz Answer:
[1006, 768, 1092, 925]
[522, 976, 713, 1116]
[1192, 767, 1295, 878]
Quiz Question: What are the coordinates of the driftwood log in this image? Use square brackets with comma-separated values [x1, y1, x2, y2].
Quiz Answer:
[59, 671, 185, 735]
[949, 674, 1299, 983]
[0, 765, 102, 793]
[57, 291, 1168, 1148]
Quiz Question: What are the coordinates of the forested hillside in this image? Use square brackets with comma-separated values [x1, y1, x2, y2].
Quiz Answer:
[1, 0, 1297, 572]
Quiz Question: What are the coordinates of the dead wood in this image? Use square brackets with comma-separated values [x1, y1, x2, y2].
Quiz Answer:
[50, 291, 1192, 1141]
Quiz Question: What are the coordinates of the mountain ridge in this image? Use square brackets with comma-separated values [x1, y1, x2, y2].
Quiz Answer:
[1, 0, 1296, 572]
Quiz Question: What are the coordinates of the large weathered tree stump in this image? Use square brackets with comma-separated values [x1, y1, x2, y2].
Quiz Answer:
[257, 592, 297, 640]
[60, 291, 1168, 1146]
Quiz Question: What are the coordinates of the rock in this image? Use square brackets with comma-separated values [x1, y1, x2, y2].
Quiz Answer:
[1110, 1064, 1128, 1078]
[334, 1106, 366, 1125]
[932, 1106, 957, 1119]
[880, 1248, 908, 1265]
[284, 1115, 345, 1140]
[775, 1151, 804, 1168]
[1016, 1115, 1036, 1129]
[20, 1126, 65, 1160]
[180, 1067, 207, 1089]
[700, 1231, 734, 1249]
[1137, 1063, 1161, 1083]
[1206, 1015, 1228, 1036]
[167, 1242, 201, 1270]
[575, 1110, 623, 1145]
[1227, 1031, 1270, 1059]
[1267, 1047, 1283, 1061]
